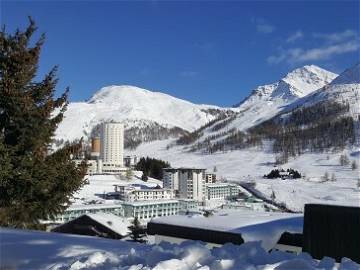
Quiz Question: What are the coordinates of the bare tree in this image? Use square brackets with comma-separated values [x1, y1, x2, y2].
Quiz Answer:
[340, 154, 350, 166]
[322, 171, 330, 182]
[270, 190, 276, 202]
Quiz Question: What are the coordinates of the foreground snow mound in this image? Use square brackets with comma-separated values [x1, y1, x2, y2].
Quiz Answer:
[1, 228, 359, 270]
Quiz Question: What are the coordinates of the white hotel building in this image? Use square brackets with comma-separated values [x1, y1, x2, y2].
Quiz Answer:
[100, 122, 125, 172]
[163, 168, 206, 202]
[163, 168, 180, 191]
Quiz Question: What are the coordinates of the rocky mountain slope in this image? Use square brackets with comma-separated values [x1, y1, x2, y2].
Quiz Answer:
[230, 65, 337, 129]
[175, 65, 339, 151]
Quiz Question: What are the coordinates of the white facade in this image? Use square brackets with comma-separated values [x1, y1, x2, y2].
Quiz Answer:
[125, 189, 174, 202]
[206, 183, 240, 200]
[100, 122, 124, 168]
[122, 200, 180, 220]
[178, 168, 206, 201]
[163, 168, 179, 191]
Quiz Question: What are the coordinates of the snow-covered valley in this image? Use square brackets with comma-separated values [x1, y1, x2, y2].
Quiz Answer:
[55, 63, 360, 212]
[128, 139, 360, 212]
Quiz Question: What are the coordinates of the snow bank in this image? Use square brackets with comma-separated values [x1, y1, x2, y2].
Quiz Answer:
[1, 228, 358, 270]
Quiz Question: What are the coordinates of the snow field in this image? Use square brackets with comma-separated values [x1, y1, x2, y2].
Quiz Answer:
[129, 140, 360, 212]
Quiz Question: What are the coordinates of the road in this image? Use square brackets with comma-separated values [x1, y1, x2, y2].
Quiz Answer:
[226, 179, 298, 213]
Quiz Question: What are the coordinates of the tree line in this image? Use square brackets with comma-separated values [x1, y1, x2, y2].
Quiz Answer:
[135, 157, 170, 180]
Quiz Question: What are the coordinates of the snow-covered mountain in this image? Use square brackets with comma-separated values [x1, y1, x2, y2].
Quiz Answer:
[285, 63, 360, 117]
[177, 65, 338, 150]
[55, 64, 358, 151]
[54, 85, 229, 145]
[231, 65, 337, 129]
[125, 64, 359, 213]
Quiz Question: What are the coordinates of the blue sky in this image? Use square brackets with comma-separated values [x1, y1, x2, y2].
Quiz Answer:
[1, 1, 359, 106]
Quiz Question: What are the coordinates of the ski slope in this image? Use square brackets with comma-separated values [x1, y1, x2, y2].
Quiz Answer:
[128, 139, 360, 212]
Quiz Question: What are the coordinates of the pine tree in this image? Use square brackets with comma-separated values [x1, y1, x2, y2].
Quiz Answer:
[0, 18, 86, 229]
[322, 171, 330, 182]
[141, 172, 148, 182]
[340, 154, 350, 166]
[128, 217, 146, 243]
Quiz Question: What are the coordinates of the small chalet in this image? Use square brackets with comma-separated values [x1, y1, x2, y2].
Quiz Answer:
[52, 213, 131, 240]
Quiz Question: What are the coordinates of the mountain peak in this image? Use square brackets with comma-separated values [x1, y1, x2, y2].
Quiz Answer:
[88, 85, 155, 104]
[280, 65, 337, 96]
[235, 65, 337, 108]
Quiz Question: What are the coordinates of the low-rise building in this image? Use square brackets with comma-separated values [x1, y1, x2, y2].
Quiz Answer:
[54, 203, 125, 223]
[113, 184, 135, 200]
[125, 188, 174, 202]
[52, 213, 130, 240]
[206, 183, 240, 200]
[122, 200, 180, 220]
[53, 197, 201, 224]
[178, 199, 199, 212]
[124, 155, 138, 168]
[113, 185, 174, 202]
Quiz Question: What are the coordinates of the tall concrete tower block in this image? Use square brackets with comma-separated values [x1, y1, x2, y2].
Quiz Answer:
[100, 122, 124, 167]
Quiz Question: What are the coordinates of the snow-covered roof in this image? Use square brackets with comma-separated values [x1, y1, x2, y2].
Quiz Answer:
[85, 213, 130, 236]
[151, 209, 303, 250]
[122, 199, 179, 206]
[206, 183, 233, 188]
[67, 202, 123, 211]
[130, 188, 172, 192]
[163, 167, 206, 171]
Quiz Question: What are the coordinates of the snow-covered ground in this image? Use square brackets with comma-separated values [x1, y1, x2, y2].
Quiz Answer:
[1, 228, 359, 270]
[128, 139, 360, 212]
[72, 171, 162, 206]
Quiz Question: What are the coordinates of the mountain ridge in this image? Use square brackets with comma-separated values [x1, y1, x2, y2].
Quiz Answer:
[54, 85, 231, 145]
[54, 64, 359, 151]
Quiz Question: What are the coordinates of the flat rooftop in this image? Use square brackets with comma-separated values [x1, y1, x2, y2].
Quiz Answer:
[150, 209, 303, 250]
